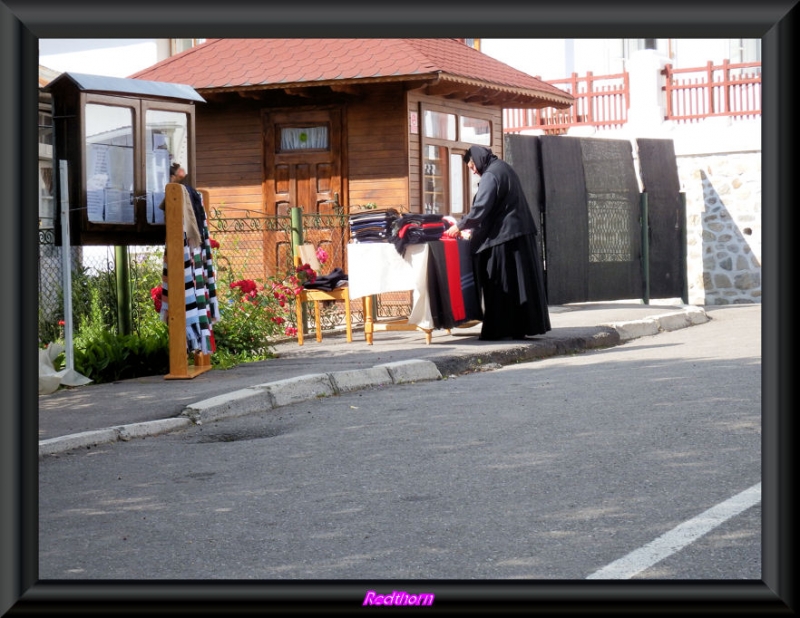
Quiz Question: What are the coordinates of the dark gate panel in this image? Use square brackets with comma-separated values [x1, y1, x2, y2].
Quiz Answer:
[580, 138, 643, 301]
[636, 138, 686, 300]
[505, 135, 682, 306]
[504, 134, 545, 216]
[540, 135, 589, 304]
[503, 134, 547, 289]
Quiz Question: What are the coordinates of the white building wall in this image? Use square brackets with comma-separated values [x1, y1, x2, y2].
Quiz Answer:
[479, 39, 571, 80]
[39, 39, 171, 78]
[480, 38, 626, 80]
[481, 38, 759, 79]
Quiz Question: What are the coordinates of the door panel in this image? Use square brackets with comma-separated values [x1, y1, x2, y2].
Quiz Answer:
[636, 138, 686, 301]
[264, 108, 343, 274]
[533, 135, 645, 304]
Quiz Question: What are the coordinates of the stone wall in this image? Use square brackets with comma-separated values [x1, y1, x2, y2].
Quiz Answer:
[676, 149, 761, 305]
[670, 118, 761, 305]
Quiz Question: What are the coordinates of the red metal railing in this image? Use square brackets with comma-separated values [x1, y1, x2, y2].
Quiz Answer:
[662, 60, 761, 123]
[505, 71, 629, 135]
[504, 60, 761, 134]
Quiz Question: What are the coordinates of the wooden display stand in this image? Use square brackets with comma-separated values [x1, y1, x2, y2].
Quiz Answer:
[163, 183, 214, 379]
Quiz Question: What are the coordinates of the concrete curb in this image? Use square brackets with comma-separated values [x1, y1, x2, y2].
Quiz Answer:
[603, 306, 710, 341]
[39, 418, 194, 457]
[38, 308, 706, 456]
[39, 360, 442, 456]
[431, 327, 621, 377]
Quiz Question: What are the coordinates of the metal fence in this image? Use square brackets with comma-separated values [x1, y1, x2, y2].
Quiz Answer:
[504, 71, 629, 135]
[504, 59, 761, 135]
[662, 60, 762, 123]
[38, 208, 413, 345]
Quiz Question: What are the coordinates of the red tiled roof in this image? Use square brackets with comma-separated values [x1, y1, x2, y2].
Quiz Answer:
[131, 38, 573, 108]
[39, 65, 62, 87]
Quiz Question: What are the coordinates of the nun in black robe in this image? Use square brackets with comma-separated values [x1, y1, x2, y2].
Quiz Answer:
[443, 145, 551, 340]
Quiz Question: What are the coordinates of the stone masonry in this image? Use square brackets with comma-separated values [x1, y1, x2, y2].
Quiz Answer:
[677, 149, 761, 305]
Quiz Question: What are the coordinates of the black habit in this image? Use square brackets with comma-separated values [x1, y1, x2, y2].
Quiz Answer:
[456, 145, 551, 340]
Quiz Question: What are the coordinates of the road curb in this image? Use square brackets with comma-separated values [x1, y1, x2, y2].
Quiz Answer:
[604, 306, 709, 341]
[39, 418, 194, 457]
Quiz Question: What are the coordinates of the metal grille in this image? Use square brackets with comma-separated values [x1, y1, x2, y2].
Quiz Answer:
[587, 193, 635, 263]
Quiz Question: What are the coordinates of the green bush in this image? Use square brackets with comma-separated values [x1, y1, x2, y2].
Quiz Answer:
[42, 249, 172, 385]
[73, 327, 169, 384]
[42, 243, 307, 385]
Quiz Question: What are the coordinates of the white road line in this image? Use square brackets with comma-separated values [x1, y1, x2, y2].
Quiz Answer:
[586, 482, 761, 579]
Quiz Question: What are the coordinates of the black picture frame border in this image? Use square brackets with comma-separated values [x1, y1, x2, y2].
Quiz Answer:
[2, 1, 794, 614]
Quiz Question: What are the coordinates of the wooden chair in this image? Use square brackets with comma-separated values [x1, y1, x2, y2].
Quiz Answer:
[294, 244, 353, 345]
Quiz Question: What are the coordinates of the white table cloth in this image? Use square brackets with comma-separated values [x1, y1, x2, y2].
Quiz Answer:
[346, 242, 433, 329]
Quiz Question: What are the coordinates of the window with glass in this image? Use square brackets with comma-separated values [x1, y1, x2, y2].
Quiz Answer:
[420, 105, 492, 215]
[39, 109, 55, 229]
[422, 145, 447, 214]
[171, 39, 205, 55]
[460, 116, 491, 146]
[423, 110, 456, 141]
[146, 109, 188, 224]
[85, 103, 135, 224]
[279, 125, 329, 151]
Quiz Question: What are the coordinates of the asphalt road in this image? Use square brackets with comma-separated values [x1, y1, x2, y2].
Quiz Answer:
[37, 305, 762, 603]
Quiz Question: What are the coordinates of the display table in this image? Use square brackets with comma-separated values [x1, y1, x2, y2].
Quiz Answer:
[347, 242, 435, 344]
[347, 240, 482, 345]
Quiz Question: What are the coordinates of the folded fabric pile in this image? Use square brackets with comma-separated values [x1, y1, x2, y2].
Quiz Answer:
[349, 208, 400, 243]
[390, 213, 454, 255]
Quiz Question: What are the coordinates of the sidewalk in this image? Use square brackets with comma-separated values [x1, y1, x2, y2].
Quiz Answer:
[38, 300, 710, 455]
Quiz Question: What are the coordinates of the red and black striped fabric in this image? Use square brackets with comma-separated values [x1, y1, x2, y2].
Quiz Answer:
[426, 239, 483, 329]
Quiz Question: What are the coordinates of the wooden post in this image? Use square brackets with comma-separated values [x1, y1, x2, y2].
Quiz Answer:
[164, 182, 213, 379]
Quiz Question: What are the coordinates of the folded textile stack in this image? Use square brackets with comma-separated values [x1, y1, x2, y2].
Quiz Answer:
[349, 208, 400, 243]
[390, 213, 454, 255]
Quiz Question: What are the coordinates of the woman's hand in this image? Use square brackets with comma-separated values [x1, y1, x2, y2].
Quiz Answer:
[444, 224, 461, 238]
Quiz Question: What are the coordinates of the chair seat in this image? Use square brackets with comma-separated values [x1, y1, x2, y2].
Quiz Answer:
[294, 245, 352, 345]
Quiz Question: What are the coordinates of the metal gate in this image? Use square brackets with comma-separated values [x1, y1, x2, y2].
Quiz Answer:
[504, 134, 685, 305]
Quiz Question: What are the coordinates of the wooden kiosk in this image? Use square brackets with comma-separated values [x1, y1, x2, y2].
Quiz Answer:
[43, 72, 209, 379]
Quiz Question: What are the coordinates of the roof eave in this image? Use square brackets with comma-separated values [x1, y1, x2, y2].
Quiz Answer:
[433, 74, 574, 109]
[192, 72, 573, 109]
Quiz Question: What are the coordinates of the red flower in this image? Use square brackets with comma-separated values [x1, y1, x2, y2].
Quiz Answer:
[230, 279, 257, 295]
[150, 285, 163, 313]
[295, 263, 317, 286]
[209, 238, 220, 249]
[58, 320, 65, 326]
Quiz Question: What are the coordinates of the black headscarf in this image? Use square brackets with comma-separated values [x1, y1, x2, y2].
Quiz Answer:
[463, 145, 497, 174]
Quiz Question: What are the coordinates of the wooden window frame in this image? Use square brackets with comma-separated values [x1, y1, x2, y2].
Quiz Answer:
[419, 102, 494, 216]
